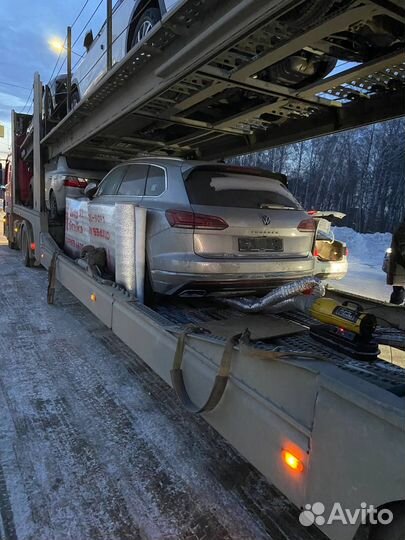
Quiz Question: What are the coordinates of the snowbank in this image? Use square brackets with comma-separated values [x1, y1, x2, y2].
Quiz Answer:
[328, 226, 393, 301]
[333, 226, 391, 267]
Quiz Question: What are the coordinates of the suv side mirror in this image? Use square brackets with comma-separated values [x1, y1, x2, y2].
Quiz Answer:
[83, 30, 94, 51]
[84, 182, 98, 199]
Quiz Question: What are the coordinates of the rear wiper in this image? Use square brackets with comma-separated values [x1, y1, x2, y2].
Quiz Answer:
[259, 203, 296, 210]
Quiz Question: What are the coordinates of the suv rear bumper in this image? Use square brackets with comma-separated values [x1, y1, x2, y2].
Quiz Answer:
[315, 258, 348, 281]
[151, 256, 314, 295]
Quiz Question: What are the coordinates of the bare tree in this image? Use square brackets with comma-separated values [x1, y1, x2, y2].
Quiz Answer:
[230, 118, 405, 233]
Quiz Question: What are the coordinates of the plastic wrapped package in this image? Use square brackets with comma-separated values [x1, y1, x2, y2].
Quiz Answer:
[88, 203, 116, 272]
[64, 198, 90, 258]
[115, 203, 136, 294]
[114, 203, 147, 302]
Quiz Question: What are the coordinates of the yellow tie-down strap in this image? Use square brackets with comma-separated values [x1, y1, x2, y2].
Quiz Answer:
[170, 328, 327, 414]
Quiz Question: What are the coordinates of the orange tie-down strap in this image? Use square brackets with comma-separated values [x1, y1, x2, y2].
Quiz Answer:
[170, 328, 328, 414]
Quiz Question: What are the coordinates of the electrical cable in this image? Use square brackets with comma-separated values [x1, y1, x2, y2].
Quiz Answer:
[47, 0, 93, 86]
[76, 0, 153, 89]
[20, 87, 33, 114]
[48, 40, 67, 85]
[45, 0, 154, 118]
[71, 0, 92, 28]
[0, 80, 31, 91]
[73, 0, 104, 48]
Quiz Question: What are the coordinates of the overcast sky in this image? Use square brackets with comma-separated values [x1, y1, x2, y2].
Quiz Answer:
[0, 0, 106, 159]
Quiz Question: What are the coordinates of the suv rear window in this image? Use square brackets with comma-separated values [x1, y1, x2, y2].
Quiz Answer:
[145, 166, 165, 196]
[184, 169, 301, 209]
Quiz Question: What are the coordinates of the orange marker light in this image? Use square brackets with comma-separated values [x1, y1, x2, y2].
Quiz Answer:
[90, 293, 97, 302]
[282, 450, 304, 473]
[30, 242, 36, 251]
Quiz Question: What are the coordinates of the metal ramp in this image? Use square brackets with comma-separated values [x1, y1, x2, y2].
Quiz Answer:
[42, 0, 405, 163]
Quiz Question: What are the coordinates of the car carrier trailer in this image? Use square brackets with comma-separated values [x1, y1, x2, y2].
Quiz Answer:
[3, 1, 405, 539]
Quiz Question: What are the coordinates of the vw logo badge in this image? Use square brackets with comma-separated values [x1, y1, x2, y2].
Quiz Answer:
[262, 215, 271, 226]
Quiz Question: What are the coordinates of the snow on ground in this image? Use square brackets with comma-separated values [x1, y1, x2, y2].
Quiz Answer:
[329, 226, 393, 302]
[333, 226, 391, 267]
[0, 239, 326, 540]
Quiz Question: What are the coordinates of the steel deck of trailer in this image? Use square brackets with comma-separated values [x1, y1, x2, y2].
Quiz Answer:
[39, 0, 405, 164]
[35, 232, 405, 540]
[151, 298, 405, 394]
[1, 239, 332, 540]
[5, 1, 405, 538]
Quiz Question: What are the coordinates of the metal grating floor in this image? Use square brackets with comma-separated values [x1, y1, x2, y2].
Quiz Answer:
[41, 0, 405, 162]
[150, 299, 405, 394]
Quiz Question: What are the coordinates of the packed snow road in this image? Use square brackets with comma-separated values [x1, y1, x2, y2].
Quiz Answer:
[0, 238, 326, 539]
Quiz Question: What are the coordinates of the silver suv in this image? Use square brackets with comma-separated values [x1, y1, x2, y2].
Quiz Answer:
[86, 158, 316, 296]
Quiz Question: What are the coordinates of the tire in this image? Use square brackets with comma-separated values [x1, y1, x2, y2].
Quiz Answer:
[262, 53, 337, 89]
[130, 8, 160, 49]
[49, 191, 59, 221]
[20, 226, 34, 268]
[71, 90, 80, 110]
[8, 239, 17, 250]
[282, 0, 332, 30]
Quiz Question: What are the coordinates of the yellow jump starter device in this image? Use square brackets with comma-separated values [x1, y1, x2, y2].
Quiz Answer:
[308, 298, 379, 361]
[309, 298, 377, 338]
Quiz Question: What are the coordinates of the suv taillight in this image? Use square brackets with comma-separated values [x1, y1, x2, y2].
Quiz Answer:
[297, 218, 316, 232]
[63, 176, 88, 188]
[165, 209, 228, 230]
